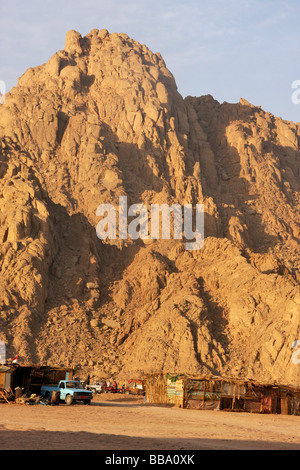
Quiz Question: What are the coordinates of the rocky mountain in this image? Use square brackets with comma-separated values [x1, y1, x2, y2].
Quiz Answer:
[0, 29, 299, 385]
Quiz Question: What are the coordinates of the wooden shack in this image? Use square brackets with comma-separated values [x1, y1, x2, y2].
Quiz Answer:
[185, 376, 222, 410]
[0, 366, 12, 390]
[166, 374, 185, 407]
[241, 382, 278, 414]
[144, 372, 300, 415]
[219, 379, 248, 411]
[10, 364, 75, 395]
[0, 366, 13, 402]
[144, 373, 168, 405]
[0, 364, 75, 400]
[278, 385, 300, 416]
[145, 373, 222, 409]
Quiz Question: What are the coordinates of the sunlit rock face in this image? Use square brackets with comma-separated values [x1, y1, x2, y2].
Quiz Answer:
[0, 29, 299, 385]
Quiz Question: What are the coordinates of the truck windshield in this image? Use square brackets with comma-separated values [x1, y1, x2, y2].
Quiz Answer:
[65, 381, 83, 389]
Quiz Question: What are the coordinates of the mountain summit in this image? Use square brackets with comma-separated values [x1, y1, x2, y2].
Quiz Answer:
[0, 29, 299, 384]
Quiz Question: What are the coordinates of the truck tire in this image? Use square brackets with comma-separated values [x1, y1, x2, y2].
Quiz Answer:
[65, 394, 73, 406]
[83, 399, 91, 405]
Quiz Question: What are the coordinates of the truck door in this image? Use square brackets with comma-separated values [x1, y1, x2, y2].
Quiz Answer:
[59, 382, 65, 398]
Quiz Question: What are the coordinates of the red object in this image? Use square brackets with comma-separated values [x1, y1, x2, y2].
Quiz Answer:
[12, 355, 18, 363]
[105, 386, 121, 393]
[128, 379, 142, 384]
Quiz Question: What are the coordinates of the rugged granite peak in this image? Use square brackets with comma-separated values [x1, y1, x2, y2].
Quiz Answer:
[0, 29, 299, 385]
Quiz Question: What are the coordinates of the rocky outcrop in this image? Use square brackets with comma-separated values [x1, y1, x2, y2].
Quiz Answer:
[0, 29, 299, 385]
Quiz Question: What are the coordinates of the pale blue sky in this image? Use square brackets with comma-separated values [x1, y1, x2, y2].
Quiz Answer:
[1, 0, 299, 122]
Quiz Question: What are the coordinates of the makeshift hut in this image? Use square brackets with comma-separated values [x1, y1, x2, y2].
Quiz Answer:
[218, 379, 246, 411]
[166, 374, 185, 407]
[0, 365, 12, 391]
[239, 382, 278, 414]
[144, 373, 168, 405]
[278, 385, 300, 416]
[223, 380, 300, 414]
[0, 365, 13, 402]
[185, 376, 222, 410]
[291, 393, 300, 416]
[145, 373, 220, 408]
[144, 372, 300, 415]
[10, 364, 74, 395]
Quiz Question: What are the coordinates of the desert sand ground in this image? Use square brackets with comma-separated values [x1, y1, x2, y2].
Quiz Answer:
[0, 393, 299, 450]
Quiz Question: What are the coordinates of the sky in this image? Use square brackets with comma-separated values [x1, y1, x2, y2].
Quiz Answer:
[0, 0, 299, 122]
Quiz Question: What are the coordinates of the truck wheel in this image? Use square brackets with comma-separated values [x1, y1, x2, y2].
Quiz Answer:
[83, 400, 91, 405]
[65, 395, 73, 406]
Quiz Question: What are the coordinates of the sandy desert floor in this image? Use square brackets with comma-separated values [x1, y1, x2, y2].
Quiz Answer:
[0, 393, 299, 450]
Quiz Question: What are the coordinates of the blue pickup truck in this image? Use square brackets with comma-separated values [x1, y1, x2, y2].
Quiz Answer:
[40, 380, 93, 405]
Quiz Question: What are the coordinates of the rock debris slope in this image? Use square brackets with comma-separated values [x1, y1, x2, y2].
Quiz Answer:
[0, 29, 299, 384]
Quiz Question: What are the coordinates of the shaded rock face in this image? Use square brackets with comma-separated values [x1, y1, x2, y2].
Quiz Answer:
[0, 29, 299, 384]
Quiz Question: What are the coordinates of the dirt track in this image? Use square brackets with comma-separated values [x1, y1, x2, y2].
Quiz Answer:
[0, 394, 299, 450]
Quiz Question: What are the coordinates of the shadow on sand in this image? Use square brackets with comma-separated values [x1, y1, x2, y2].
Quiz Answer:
[0, 428, 299, 450]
